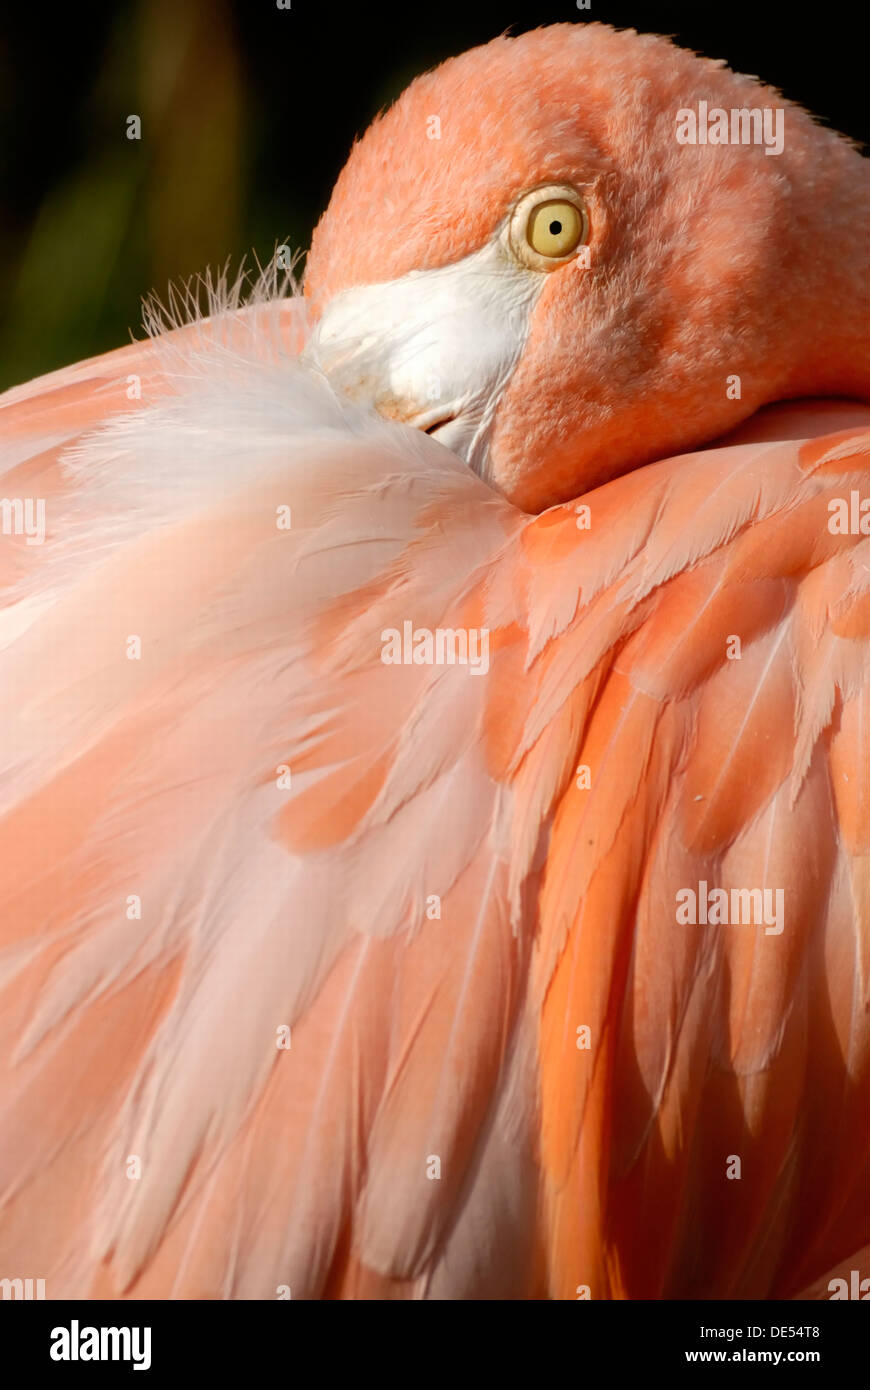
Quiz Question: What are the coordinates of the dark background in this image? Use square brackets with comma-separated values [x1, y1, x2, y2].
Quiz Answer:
[1, 0, 866, 391]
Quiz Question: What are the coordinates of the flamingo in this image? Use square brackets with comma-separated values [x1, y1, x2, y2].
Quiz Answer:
[1, 22, 869, 1301]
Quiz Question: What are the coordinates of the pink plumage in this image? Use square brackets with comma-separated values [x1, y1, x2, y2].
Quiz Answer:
[1, 23, 869, 1300]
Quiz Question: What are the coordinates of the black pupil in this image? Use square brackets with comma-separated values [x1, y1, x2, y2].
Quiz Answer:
[549, 220, 562, 235]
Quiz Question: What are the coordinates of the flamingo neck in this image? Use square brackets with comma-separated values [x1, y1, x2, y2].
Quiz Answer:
[778, 142, 870, 404]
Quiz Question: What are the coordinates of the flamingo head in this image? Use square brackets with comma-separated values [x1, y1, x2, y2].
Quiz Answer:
[304, 23, 866, 512]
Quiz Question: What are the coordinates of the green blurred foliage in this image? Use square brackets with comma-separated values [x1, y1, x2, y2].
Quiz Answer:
[0, 0, 254, 389]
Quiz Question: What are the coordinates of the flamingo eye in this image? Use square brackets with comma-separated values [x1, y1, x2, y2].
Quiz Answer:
[528, 200, 584, 257]
[509, 185, 589, 271]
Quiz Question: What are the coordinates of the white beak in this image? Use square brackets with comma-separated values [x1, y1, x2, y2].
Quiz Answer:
[304, 235, 544, 479]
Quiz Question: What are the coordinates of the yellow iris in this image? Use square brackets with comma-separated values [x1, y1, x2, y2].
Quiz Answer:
[526, 200, 585, 258]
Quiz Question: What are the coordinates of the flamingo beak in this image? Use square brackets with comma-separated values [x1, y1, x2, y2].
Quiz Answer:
[303, 234, 544, 480]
